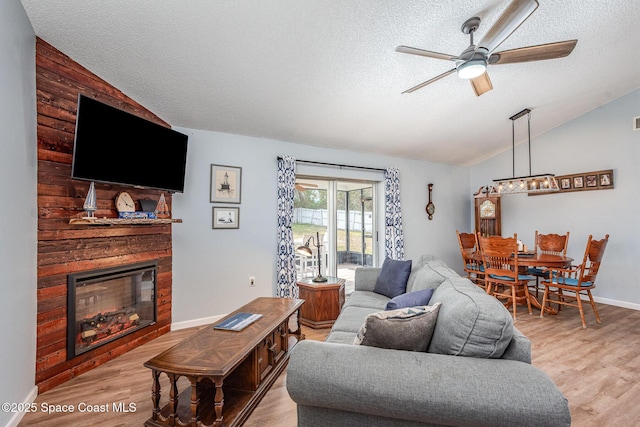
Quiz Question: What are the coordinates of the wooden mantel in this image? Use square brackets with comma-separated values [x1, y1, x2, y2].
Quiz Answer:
[69, 218, 182, 226]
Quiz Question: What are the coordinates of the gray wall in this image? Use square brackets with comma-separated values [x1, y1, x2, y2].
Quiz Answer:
[471, 89, 640, 308]
[171, 129, 470, 324]
[0, 1, 38, 425]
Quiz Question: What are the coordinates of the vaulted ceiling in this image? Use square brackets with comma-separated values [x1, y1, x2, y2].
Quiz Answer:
[21, 0, 640, 165]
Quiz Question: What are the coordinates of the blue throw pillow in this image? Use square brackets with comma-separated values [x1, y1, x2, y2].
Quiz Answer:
[374, 258, 412, 298]
[385, 288, 434, 310]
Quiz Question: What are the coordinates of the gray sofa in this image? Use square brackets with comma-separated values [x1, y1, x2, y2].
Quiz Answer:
[286, 255, 570, 427]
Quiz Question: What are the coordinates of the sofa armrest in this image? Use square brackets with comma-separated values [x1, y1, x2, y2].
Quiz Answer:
[287, 340, 570, 427]
[354, 267, 381, 292]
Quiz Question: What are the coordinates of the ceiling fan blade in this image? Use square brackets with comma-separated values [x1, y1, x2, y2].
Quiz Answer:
[477, 0, 539, 54]
[402, 69, 457, 93]
[470, 72, 493, 96]
[396, 46, 457, 61]
[488, 39, 577, 64]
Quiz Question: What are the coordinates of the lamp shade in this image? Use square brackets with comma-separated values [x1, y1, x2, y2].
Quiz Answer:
[457, 59, 486, 79]
[296, 245, 313, 257]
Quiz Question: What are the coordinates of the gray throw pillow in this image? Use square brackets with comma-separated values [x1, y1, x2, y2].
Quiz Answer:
[374, 258, 412, 298]
[353, 303, 441, 352]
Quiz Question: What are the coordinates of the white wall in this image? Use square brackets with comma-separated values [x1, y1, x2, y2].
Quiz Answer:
[0, 1, 38, 425]
[471, 89, 640, 308]
[171, 129, 470, 324]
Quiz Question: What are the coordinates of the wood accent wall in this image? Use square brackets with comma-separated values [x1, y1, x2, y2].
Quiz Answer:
[36, 38, 173, 393]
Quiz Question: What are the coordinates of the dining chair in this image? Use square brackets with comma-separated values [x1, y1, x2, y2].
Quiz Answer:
[477, 233, 535, 320]
[456, 230, 485, 289]
[540, 234, 609, 328]
[527, 231, 570, 297]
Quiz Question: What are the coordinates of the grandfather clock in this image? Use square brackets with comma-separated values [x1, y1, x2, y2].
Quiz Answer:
[474, 186, 501, 237]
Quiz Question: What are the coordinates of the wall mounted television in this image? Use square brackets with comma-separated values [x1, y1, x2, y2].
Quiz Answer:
[72, 94, 188, 193]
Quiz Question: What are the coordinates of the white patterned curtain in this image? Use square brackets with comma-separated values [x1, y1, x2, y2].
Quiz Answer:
[384, 167, 405, 260]
[276, 155, 298, 298]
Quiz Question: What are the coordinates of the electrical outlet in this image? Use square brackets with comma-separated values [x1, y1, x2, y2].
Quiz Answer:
[249, 276, 255, 287]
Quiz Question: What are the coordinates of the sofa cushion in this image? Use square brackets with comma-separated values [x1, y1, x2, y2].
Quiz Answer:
[353, 303, 441, 352]
[405, 262, 458, 293]
[325, 330, 358, 345]
[428, 277, 514, 358]
[343, 290, 390, 311]
[374, 258, 412, 298]
[385, 288, 434, 310]
[331, 305, 383, 334]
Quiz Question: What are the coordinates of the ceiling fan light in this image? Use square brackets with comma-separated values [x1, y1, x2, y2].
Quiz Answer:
[457, 59, 486, 79]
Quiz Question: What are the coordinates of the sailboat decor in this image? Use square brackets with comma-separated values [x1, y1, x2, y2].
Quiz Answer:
[82, 182, 97, 218]
[155, 193, 170, 219]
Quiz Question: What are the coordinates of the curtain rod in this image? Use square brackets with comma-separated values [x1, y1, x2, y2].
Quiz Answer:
[277, 157, 386, 172]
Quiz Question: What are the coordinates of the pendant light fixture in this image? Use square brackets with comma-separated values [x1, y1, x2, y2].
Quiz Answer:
[492, 108, 559, 195]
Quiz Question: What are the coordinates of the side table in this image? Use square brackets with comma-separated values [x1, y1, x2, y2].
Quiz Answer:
[297, 276, 345, 329]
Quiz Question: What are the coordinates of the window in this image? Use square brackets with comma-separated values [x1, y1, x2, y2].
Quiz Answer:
[293, 177, 377, 294]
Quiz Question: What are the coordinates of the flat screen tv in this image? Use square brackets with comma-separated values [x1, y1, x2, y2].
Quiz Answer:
[72, 94, 188, 193]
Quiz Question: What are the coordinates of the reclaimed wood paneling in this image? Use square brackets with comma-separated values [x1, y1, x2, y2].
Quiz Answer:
[36, 38, 175, 393]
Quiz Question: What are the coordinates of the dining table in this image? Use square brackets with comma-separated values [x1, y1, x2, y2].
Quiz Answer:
[473, 251, 574, 313]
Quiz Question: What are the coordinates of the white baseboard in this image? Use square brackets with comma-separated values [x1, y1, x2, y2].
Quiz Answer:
[171, 314, 226, 331]
[593, 296, 640, 311]
[5, 386, 38, 427]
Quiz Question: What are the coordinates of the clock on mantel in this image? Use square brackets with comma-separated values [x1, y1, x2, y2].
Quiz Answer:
[474, 186, 501, 237]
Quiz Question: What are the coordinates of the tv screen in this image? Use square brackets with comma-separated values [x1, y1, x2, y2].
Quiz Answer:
[72, 95, 188, 193]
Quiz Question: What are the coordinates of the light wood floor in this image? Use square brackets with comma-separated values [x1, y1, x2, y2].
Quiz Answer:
[19, 303, 640, 427]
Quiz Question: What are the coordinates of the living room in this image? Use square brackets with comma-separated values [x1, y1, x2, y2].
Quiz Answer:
[2, 1, 639, 426]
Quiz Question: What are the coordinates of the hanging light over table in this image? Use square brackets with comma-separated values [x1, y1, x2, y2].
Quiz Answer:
[492, 108, 559, 195]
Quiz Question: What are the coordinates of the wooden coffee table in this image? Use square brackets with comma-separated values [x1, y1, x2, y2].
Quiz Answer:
[144, 297, 304, 427]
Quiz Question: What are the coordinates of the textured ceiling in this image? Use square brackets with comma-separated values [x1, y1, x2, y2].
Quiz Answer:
[20, 0, 640, 165]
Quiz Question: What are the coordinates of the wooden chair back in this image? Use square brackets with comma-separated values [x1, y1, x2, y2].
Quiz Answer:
[477, 234, 520, 281]
[579, 234, 609, 284]
[456, 231, 485, 287]
[534, 231, 570, 256]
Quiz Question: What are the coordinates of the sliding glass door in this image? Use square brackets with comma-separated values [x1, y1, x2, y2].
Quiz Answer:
[293, 177, 376, 293]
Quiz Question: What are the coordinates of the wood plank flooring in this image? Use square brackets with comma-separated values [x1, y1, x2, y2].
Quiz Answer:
[19, 303, 640, 427]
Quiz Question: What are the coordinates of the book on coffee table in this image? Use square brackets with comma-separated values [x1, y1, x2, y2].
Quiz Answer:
[214, 312, 263, 331]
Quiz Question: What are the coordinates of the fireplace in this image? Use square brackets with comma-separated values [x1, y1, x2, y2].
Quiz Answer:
[67, 261, 158, 359]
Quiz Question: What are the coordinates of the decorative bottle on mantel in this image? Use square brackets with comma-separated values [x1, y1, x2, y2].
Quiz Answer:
[155, 193, 170, 219]
[82, 181, 97, 218]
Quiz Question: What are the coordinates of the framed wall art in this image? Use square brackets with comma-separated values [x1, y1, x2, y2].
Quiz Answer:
[210, 164, 242, 203]
[599, 172, 613, 187]
[573, 176, 584, 189]
[212, 207, 240, 229]
[530, 169, 614, 196]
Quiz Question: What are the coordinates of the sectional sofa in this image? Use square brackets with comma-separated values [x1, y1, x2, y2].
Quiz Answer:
[286, 255, 571, 427]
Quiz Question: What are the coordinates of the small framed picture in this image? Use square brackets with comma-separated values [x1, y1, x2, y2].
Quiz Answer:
[213, 207, 239, 229]
[586, 174, 598, 188]
[210, 164, 242, 203]
[599, 172, 612, 187]
[560, 178, 571, 190]
[573, 176, 584, 188]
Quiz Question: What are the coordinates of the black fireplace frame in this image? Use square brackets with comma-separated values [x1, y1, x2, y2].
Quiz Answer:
[66, 260, 158, 359]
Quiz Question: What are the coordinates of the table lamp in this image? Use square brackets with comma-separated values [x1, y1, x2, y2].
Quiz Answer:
[296, 232, 327, 282]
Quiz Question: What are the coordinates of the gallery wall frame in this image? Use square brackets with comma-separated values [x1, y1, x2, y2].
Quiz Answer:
[530, 169, 613, 196]
[212, 207, 240, 229]
[210, 164, 242, 203]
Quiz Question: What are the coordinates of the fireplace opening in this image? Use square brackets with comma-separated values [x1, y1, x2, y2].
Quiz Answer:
[67, 261, 158, 359]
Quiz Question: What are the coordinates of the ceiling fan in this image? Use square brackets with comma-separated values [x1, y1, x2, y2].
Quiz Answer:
[295, 182, 319, 191]
[396, 0, 577, 96]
